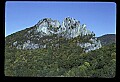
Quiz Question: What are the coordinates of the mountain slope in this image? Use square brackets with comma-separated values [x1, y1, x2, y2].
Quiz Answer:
[97, 34, 116, 46]
[5, 17, 116, 77]
[5, 17, 102, 53]
[5, 40, 116, 77]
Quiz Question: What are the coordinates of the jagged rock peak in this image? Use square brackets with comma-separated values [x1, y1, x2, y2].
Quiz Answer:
[62, 17, 80, 29]
[61, 17, 95, 38]
[10, 17, 102, 52]
[36, 18, 60, 27]
[34, 17, 95, 38]
[35, 18, 61, 35]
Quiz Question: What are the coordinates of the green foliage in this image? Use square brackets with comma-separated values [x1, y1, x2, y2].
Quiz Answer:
[5, 34, 116, 77]
[84, 62, 90, 67]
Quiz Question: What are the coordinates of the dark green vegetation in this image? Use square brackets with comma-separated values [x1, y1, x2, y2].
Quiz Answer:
[5, 34, 116, 77]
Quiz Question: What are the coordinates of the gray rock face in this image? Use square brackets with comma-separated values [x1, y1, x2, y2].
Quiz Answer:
[13, 41, 17, 46]
[34, 17, 95, 39]
[35, 18, 61, 35]
[22, 40, 39, 49]
[77, 38, 102, 53]
[62, 17, 93, 38]
[15, 40, 47, 50]
[12, 17, 102, 52]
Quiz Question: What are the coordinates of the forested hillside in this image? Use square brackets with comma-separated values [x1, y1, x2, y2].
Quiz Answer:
[5, 40, 116, 77]
[97, 34, 116, 46]
[5, 17, 116, 77]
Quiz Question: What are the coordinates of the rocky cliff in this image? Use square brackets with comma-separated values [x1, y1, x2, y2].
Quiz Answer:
[6, 17, 102, 53]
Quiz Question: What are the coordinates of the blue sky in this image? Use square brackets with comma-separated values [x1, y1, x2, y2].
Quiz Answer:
[5, 1, 116, 37]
